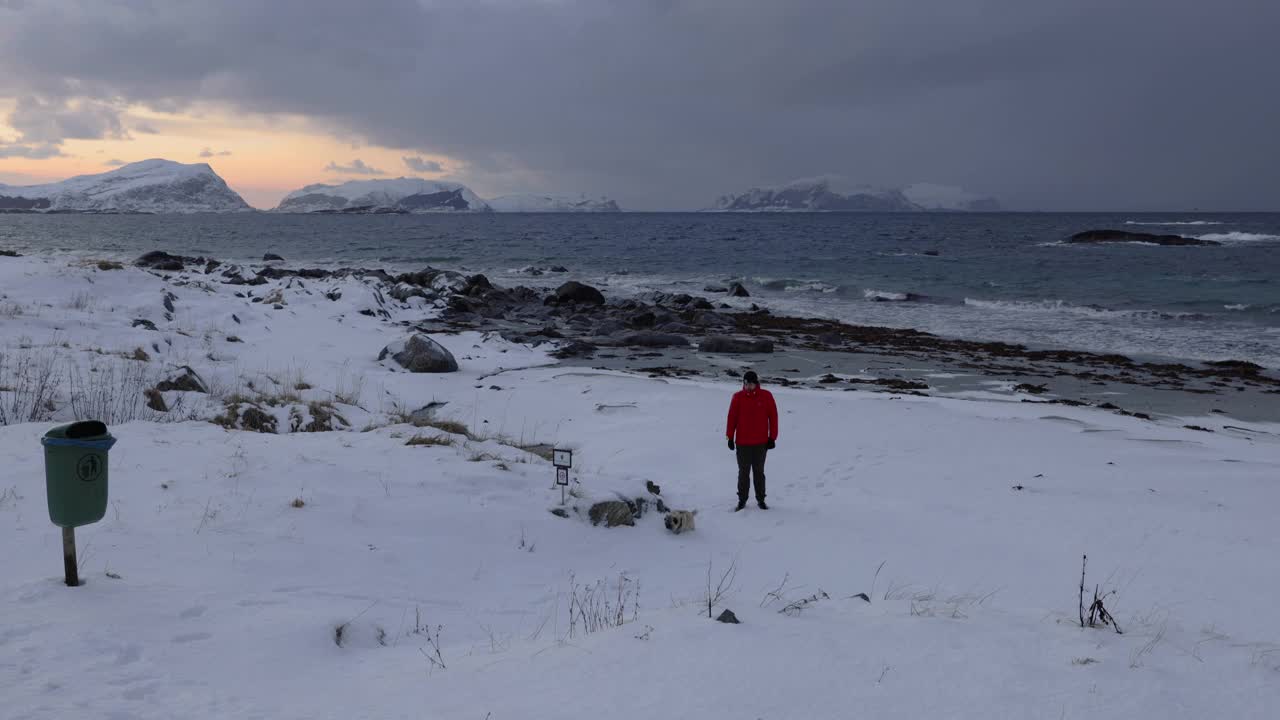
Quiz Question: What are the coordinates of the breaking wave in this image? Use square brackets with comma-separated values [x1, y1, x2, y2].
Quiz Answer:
[862, 289, 909, 302]
[1196, 232, 1280, 243]
[962, 297, 1206, 321]
[757, 277, 839, 293]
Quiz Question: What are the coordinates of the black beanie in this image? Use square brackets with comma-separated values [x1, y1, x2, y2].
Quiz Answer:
[743, 371, 759, 385]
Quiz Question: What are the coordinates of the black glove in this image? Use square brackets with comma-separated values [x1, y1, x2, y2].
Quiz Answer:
[767, 438, 776, 450]
[727, 438, 735, 451]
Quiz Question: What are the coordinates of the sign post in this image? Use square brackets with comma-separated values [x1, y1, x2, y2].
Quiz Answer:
[553, 449, 572, 505]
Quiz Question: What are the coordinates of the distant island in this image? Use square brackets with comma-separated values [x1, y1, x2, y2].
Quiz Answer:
[0, 159, 252, 213]
[272, 180, 622, 213]
[0, 160, 1006, 214]
[711, 178, 1001, 212]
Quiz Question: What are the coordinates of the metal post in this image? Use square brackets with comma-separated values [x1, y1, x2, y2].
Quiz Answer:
[62, 526, 79, 587]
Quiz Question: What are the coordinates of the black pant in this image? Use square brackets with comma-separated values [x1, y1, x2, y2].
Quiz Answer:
[736, 444, 768, 502]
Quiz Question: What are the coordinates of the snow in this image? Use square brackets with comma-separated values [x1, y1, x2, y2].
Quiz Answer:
[0, 159, 251, 213]
[487, 192, 620, 212]
[3, 253, 1280, 719]
[274, 178, 491, 212]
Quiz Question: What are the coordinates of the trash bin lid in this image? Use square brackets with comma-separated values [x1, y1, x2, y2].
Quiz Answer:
[42, 421, 115, 450]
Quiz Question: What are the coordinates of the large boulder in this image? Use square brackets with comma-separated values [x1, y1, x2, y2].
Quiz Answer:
[135, 250, 194, 271]
[154, 366, 208, 393]
[1067, 229, 1221, 246]
[699, 336, 774, 354]
[727, 282, 751, 297]
[616, 332, 689, 348]
[378, 334, 459, 373]
[547, 281, 606, 306]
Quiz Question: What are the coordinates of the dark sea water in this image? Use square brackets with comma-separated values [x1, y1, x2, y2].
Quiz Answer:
[2, 212, 1278, 368]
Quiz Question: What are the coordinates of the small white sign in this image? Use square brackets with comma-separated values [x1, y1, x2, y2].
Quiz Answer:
[556, 467, 569, 486]
[553, 449, 573, 468]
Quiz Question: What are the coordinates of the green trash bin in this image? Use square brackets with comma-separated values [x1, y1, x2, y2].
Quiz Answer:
[41, 421, 116, 528]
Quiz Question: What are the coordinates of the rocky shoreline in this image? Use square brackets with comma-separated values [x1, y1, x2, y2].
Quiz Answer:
[131, 250, 1279, 422]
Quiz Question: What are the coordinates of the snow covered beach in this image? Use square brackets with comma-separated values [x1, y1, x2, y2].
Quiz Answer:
[3, 252, 1280, 719]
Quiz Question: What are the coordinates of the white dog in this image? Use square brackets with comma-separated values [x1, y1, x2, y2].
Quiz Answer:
[664, 509, 697, 535]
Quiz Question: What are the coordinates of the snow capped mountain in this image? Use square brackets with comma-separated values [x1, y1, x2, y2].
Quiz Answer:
[273, 178, 491, 213]
[902, 183, 1001, 211]
[487, 193, 620, 212]
[0, 159, 251, 213]
[712, 178, 1000, 212]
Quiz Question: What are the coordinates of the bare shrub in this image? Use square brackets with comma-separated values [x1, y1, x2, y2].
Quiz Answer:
[405, 434, 454, 447]
[423, 418, 470, 437]
[66, 358, 168, 424]
[68, 291, 95, 311]
[568, 573, 640, 638]
[0, 349, 59, 425]
[332, 368, 366, 407]
[705, 556, 738, 619]
[779, 590, 830, 616]
[291, 497, 306, 508]
[1078, 555, 1123, 634]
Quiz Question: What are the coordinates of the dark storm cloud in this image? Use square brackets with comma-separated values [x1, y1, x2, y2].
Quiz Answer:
[324, 158, 385, 175]
[1, 0, 1277, 209]
[7, 96, 129, 144]
[403, 156, 442, 173]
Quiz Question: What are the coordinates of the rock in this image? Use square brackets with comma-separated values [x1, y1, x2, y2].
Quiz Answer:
[546, 281, 606, 306]
[704, 285, 729, 293]
[135, 250, 191, 271]
[131, 318, 158, 331]
[551, 340, 598, 359]
[716, 609, 740, 624]
[1015, 383, 1048, 394]
[0, 250, 21, 257]
[699, 336, 774, 354]
[655, 498, 669, 514]
[817, 332, 843, 346]
[408, 401, 448, 425]
[96, 260, 124, 271]
[389, 282, 429, 302]
[1067, 229, 1221, 246]
[144, 388, 168, 412]
[616, 332, 689, 348]
[263, 253, 285, 262]
[550, 507, 569, 518]
[728, 282, 750, 297]
[657, 322, 695, 334]
[646, 480, 662, 496]
[155, 366, 208, 393]
[464, 274, 493, 295]
[627, 311, 657, 328]
[239, 406, 278, 433]
[588, 501, 636, 527]
[379, 334, 459, 373]
[204, 259, 222, 273]
[923, 250, 940, 257]
[630, 496, 649, 519]
[593, 319, 626, 336]
[549, 265, 569, 273]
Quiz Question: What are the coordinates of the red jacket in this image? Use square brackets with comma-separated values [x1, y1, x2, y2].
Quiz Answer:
[726, 388, 778, 446]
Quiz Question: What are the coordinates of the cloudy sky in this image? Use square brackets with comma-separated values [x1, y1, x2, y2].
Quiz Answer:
[0, 0, 1276, 210]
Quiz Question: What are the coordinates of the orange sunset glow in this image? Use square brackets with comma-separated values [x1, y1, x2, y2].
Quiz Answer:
[0, 101, 454, 209]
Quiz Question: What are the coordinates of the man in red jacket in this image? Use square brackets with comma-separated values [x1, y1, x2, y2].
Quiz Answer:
[726, 371, 778, 511]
